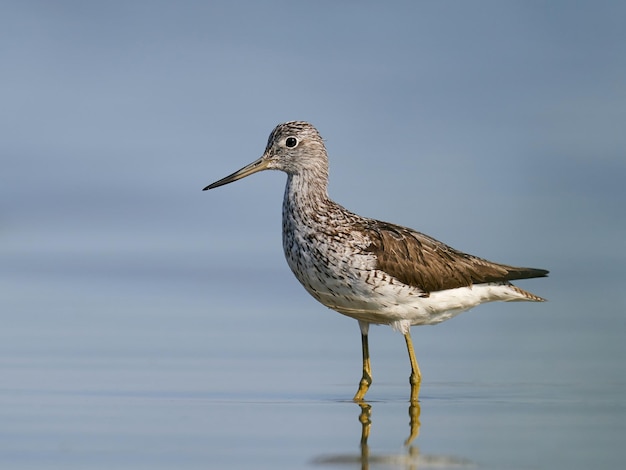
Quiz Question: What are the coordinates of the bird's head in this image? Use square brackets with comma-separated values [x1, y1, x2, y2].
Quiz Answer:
[203, 121, 328, 191]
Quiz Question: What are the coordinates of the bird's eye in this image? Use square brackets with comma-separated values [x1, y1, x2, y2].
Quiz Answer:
[285, 137, 298, 148]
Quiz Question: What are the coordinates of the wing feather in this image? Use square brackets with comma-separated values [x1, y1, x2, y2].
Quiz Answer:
[362, 220, 548, 292]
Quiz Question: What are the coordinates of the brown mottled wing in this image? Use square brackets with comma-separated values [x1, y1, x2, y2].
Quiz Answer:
[362, 220, 548, 292]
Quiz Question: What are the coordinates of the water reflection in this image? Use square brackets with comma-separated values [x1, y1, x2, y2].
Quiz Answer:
[313, 401, 473, 469]
[357, 402, 422, 447]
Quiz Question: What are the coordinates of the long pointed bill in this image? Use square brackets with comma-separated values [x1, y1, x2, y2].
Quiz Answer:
[203, 156, 270, 190]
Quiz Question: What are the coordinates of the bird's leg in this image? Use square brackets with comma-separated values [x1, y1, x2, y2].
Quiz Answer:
[354, 322, 372, 401]
[403, 330, 421, 403]
[353, 332, 372, 401]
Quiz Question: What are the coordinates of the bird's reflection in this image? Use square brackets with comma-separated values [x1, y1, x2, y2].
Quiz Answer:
[358, 401, 421, 448]
[313, 400, 473, 469]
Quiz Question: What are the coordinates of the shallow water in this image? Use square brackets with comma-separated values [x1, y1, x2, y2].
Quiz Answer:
[2, 370, 623, 469]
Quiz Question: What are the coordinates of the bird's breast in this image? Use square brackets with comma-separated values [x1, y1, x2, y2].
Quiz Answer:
[281, 201, 376, 297]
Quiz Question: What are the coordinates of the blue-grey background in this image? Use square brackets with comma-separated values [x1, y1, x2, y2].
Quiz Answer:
[2, 1, 625, 469]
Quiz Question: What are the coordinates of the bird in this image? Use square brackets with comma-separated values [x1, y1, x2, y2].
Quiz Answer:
[203, 121, 548, 402]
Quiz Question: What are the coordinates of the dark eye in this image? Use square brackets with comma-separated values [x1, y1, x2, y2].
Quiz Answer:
[285, 137, 298, 148]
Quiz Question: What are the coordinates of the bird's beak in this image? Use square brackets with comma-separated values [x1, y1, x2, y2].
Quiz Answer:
[203, 155, 270, 190]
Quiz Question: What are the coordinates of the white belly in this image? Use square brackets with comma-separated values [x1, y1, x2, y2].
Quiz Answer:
[310, 279, 526, 332]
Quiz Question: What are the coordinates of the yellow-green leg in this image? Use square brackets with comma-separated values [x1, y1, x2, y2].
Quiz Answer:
[353, 332, 372, 401]
[404, 331, 421, 403]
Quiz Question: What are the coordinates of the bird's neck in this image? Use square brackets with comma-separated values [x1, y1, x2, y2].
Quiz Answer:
[283, 172, 332, 225]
